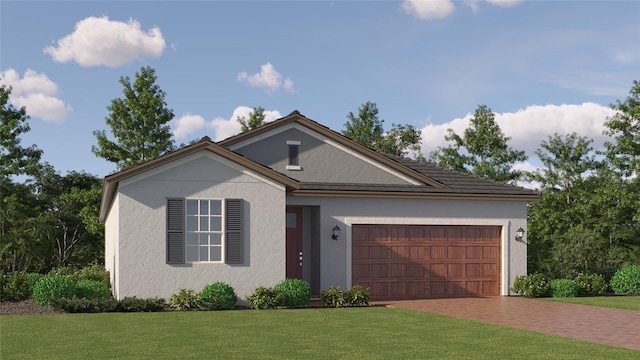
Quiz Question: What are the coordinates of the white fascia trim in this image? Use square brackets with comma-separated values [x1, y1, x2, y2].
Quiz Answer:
[343, 217, 513, 296]
[119, 150, 286, 192]
[227, 123, 421, 186]
[286, 140, 301, 145]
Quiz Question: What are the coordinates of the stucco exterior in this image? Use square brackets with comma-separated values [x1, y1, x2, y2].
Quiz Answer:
[108, 151, 286, 300]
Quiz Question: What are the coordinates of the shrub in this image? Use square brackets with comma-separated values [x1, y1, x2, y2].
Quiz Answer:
[50, 297, 118, 313]
[610, 265, 640, 295]
[116, 297, 166, 312]
[76, 280, 111, 300]
[246, 286, 279, 310]
[511, 273, 550, 298]
[345, 285, 370, 307]
[549, 279, 578, 298]
[32, 275, 77, 306]
[275, 279, 310, 308]
[48, 267, 77, 277]
[574, 274, 607, 297]
[320, 286, 346, 307]
[199, 282, 237, 310]
[73, 265, 110, 286]
[169, 289, 200, 311]
[25, 273, 45, 289]
[1, 273, 32, 302]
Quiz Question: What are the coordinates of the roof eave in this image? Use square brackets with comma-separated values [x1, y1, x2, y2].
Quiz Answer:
[289, 189, 541, 201]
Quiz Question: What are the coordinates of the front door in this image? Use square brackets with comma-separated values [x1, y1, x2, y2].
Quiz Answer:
[286, 206, 303, 279]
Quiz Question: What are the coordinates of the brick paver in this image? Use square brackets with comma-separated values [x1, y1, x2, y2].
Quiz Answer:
[382, 297, 640, 351]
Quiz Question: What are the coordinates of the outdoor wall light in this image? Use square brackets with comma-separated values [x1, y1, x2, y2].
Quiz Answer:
[515, 227, 525, 242]
[331, 225, 341, 240]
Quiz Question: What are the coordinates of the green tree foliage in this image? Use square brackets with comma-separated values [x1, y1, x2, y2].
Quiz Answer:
[92, 66, 175, 170]
[430, 105, 527, 183]
[237, 107, 266, 132]
[343, 101, 422, 157]
[603, 80, 639, 179]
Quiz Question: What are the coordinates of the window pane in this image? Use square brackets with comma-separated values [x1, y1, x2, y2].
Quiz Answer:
[210, 217, 222, 231]
[286, 212, 297, 228]
[210, 200, 222, 215]
[186, 246, 198, 262]
[187, 216, 197, 231]
[200, 200, 209, 215]
[200, 217, 208, 231]
[210, 246, 221, 262]
[200, 246, 208, 261]
[288, 145, 299, 166]
[199, 234, 209, 245]
[187, 233, 198, 245]
[211, 233, 222, 245]
[186, 200, 198, 215]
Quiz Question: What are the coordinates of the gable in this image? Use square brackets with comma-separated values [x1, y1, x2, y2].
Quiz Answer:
[227, 124, 421, 185]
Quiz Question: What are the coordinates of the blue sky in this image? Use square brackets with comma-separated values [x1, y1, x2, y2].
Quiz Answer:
[1, 1, 639, 181]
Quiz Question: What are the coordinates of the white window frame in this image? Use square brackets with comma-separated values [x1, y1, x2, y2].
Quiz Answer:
[286, 140, 302, 170]
[185, 198, 225, 263]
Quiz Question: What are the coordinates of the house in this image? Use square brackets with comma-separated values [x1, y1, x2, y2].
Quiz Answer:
[99, 110, 539, 301]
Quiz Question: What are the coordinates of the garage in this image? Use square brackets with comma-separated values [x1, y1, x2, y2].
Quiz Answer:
[352, 225, 501, 300]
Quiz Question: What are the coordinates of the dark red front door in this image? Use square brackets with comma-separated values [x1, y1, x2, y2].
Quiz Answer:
[286, 207, 303, 279]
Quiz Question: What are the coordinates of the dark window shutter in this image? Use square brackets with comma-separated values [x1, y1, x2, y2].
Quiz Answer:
[167, 198, 185, 264]
[225, 199, 243, 264]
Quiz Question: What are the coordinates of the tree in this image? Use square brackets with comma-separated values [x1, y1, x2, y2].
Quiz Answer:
[604, 80, 640, 178]
[237, 107, 266, 132]
[343, 101, 423, 157]
[92, 66, 175, 170]
[429, 105, 527, 183]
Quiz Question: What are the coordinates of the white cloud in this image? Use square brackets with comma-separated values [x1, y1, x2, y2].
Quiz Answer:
[420, 102, 615, 159]
[485, 0, 523, 8]
[237, 63, 295, 93]
[0, 68, 71, 122]
[172, 106, 282, 141]
[43, 16, 165, 68]
[401, 0, 455, 20]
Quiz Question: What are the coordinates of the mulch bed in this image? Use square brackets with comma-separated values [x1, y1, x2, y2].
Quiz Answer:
[0, 299, 63, 316]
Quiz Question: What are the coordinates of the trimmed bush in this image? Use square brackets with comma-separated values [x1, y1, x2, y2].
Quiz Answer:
[246, 286, 279, 310]
[320, 286, 346, 308]
[76, 280, 111, 300]
[574, 274, 607, 297]
[116, 297, 166, 312]
[48, 267, 77, 277]
[610, 265, 640, 295]
[511, 273, 550, 298]
[50, 297, 118, 313]
[549, 279, 578, 298]
[73, 265, 110, 286]
[25, 273, 45, 289]
[1, 273, 32, 302]
[275, 279, 311, 308]
[345, 285, 370, 307]
[199, 282, 237, 310]
[169, 289, 200, 311]
[32, 275, 77, 306]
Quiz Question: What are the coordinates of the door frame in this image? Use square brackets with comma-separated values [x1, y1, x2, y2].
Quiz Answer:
[285, 206, 303, 279]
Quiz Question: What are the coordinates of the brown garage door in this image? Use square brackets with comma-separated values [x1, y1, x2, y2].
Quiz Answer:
[352, 225, 501, 300]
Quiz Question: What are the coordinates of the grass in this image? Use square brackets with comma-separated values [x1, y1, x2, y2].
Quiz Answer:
[542, 296, 640, 311]
[2, 307, 638, 359]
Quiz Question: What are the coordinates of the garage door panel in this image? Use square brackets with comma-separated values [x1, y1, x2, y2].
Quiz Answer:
[352, 225, 501, 300]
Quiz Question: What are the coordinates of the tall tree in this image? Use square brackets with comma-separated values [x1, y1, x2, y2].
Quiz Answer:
[343, 101, 422, 157]
[429, 105, 527, 183]
[237, 107, 266, 132]
[92, 66, 175, 170]
[603, 80, 640, 179]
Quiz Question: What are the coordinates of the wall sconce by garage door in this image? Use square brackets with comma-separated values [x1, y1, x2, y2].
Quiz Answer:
[331, 225, 341, 240]
[515, 227, 525, 242]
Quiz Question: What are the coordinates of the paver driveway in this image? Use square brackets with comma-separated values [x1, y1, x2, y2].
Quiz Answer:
[383, 297, 640, 351]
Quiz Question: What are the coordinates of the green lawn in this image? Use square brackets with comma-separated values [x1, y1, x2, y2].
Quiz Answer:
[542, 296, 640, 311]
[2, 307, 638, 359]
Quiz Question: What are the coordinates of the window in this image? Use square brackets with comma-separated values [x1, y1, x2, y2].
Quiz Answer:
[166, 198, 243, 265]
[186, 199, 223, 262]
[286, 140, 301, 170]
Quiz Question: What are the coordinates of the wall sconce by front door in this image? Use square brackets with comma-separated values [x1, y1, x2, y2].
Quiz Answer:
[515, 227, 525, 242]
[331, 225, 341, 240]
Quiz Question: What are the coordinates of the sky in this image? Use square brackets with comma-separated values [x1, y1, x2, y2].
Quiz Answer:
[1, 1, 639, 183]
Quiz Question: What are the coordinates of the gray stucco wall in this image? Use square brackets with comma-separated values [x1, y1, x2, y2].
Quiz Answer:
[287, 196, 528, 296]
[231, 126, 417, 185]
[112, 151, 286, 300]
